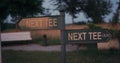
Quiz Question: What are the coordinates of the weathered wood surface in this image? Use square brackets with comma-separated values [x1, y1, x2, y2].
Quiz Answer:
[1, 32, 32, 42]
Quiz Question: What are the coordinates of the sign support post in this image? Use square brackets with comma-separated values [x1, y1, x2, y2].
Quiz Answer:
[60, 9, 66, 63]
[59, 1, 66, 63]
[0, 28, 2, 63]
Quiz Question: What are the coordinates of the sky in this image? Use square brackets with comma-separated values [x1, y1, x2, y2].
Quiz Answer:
[5, 0, 119, 24]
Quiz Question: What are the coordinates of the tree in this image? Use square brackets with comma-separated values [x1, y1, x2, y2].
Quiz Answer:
[0, 0, 44, 23]
[111, 10, 119, 25]
[53, 0, 112, 24]
[0, 0, 9, 22]
[65, 0, 79, 24]
[0, 0, 10, 31]
[111, 0, 120, 25]
[79, 0, 112, 23]
[0, 0, 44, 30]
[53, 0, 80, 24]
[118, 0, 120, 22]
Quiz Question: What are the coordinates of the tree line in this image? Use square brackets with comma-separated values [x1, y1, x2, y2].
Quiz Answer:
[0, 0, 120, 26]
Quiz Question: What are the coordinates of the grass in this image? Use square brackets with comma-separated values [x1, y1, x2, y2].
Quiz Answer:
[2, 50, 120, 63]
[2, 39, 61, 46]
[36, 39, 61, 45]
[2, 50, 61, 63]
[67, 50, 120, 63]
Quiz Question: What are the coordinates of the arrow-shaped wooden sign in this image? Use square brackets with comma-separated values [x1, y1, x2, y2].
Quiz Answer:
[18, 15, 60, 30]
[65, 29, 112, 43]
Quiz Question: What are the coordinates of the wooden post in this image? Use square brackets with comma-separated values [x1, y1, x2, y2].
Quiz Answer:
[59, 2, 66, 63]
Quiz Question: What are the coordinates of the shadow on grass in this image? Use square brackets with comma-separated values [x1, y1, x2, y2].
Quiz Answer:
[1, 40, 34, 46]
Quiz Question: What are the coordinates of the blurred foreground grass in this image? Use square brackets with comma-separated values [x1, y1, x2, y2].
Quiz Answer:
[2, 50, 120, 63]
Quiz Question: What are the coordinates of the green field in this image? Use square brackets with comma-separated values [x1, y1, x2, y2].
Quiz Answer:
[2, 50, 120, 63]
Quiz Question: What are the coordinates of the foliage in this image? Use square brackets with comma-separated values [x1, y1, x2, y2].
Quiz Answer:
[117, 30, 120, 38]
[1, 23, 16, 30]
[111, 6, 120, 25]
[112, 13, 119, 25]
[53, 0, 112, 24]
[73, 21, 86, 25]
[9, 0, 44, 17]
[65, 0, 79, 23]
[0, 0, 44, 23]
[108, 28, 120, 41]
[108, 28, 118, 39]
[0, 0, 9, 22]
[87, 23, 102, 29]
[117, 30, 120, 43]
[54, 0, 80, 23]
[79, 0, 112, 23]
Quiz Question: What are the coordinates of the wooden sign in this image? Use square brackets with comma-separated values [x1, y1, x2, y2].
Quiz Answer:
[18, 15, 60, 30]
[65, 29, 112, 43]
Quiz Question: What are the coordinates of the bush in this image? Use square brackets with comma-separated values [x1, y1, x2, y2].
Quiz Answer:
[108, 29, 118, 39]
[117, 30, 120, 42]
[73, 21, 86, 25]
[87, 23, 102, 29]
[1, 23, 16, 31]
[117, 30, 120, 37]
[108, 29, 120, 41]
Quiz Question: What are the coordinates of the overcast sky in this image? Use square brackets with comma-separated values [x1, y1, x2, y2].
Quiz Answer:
[5, 0, 119, 24]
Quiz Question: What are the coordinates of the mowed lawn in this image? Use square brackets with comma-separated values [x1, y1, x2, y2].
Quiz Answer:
[2, 50, 120, 63]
